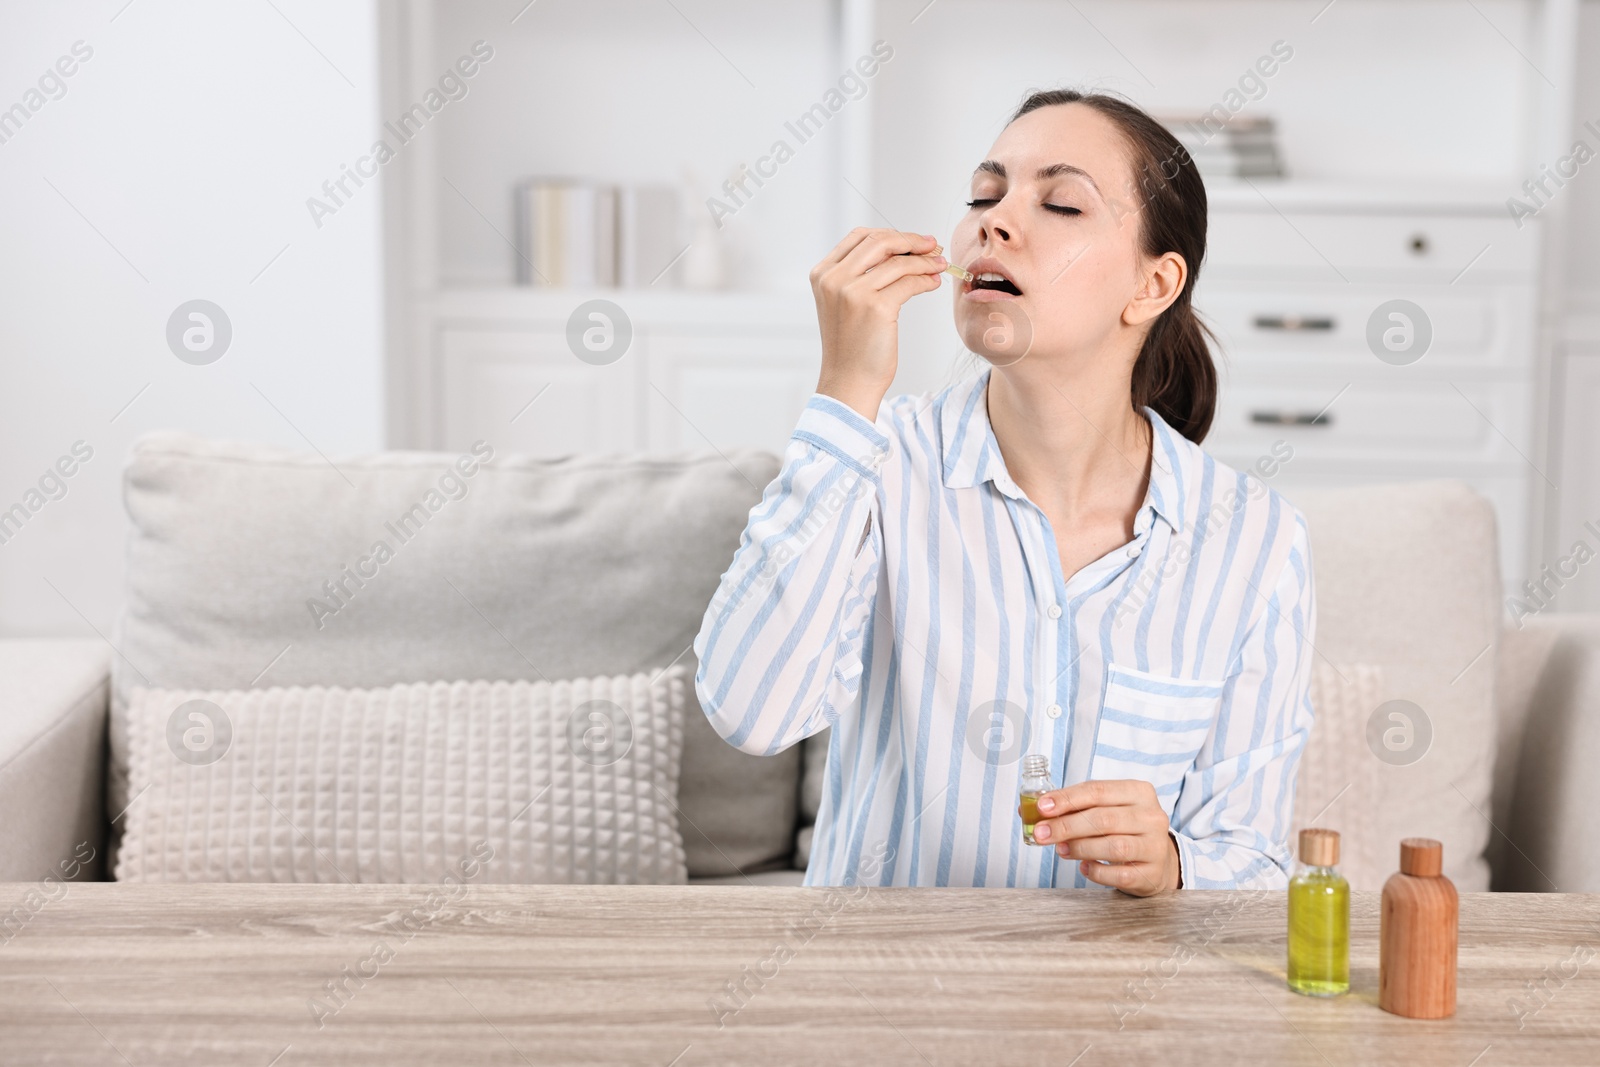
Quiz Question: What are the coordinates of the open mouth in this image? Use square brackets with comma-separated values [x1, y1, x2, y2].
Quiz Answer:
[963, 258, 1024, 297]
[970, 272, 1022, 296]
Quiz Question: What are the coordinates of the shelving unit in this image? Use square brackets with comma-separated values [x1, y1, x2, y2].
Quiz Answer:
[1197, 185, 1542, 588]
[380, 0, 1585, 598]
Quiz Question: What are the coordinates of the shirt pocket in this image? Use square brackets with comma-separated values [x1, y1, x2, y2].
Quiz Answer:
[1090, 665, 1224, 818]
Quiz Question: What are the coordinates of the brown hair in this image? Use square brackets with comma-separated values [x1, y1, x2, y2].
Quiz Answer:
[1010, 89, 1217, 443]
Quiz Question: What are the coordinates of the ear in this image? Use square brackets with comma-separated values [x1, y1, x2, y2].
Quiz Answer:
[1122, 251, 1187, 328]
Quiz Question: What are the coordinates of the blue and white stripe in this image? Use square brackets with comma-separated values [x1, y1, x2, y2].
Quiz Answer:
[694, 367, 1317, 890]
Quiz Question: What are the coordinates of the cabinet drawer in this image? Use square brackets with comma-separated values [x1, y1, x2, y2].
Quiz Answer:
[1207, 210, 1535, 280]
[646, 333, 818, 455]
[439, 328, 642, 455]
[1208, 379, 1533, 464]
[1195, 282, 1534, 371]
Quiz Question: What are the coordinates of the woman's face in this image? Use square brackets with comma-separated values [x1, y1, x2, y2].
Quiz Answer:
[950, 102, 1159, 372]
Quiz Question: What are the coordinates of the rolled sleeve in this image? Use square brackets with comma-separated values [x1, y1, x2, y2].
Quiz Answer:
[791, 394, 892, 481]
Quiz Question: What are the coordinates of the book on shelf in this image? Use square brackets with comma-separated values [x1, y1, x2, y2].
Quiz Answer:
[1158, 113, 1287, 181]
[513, 180, 681, 288]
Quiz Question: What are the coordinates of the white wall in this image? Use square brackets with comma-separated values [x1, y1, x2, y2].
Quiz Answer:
[431, 0, 842, 293]
[1568, 0, 1600, 304]
[0, 0, 385, 637]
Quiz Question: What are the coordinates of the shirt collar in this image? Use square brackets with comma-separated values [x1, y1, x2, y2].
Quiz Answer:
[938, 366, 1189, 535]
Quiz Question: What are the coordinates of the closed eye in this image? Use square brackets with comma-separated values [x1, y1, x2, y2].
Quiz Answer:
[964, 199, 1081, 216]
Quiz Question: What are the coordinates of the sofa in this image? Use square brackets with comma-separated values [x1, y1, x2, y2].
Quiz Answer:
[1, 432, 1597, 892]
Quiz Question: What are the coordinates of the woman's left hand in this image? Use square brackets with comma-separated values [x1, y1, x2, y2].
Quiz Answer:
[1032, 779, 1181, 896]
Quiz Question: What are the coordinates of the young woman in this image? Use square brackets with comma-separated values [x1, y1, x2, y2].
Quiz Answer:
[694, 90, 1316, 895]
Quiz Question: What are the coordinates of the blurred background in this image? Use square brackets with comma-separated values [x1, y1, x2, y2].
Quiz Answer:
[1, 0, 1596, 637]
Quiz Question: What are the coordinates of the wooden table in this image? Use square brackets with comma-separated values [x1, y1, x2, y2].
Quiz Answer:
[2, 884, 1598, 1066]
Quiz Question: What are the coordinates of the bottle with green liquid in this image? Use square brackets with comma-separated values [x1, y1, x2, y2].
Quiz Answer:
[1288, 827, 1350, 996]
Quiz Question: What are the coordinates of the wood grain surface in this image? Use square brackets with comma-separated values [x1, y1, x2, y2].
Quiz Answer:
[1, 884, 1598, 1066]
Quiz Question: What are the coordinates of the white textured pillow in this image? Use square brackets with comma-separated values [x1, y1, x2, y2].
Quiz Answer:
[1293, 662, 1386, 889]
[116, 667, 687, 884]
[1290, 659, 1490, 892]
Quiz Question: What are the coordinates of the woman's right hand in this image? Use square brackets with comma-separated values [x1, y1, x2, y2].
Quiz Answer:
[810, 228, 946, 421]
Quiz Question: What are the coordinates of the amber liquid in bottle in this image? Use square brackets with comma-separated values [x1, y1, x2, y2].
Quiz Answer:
[1019, 792, 1043, 845]
[1018, 754, 1050, 846]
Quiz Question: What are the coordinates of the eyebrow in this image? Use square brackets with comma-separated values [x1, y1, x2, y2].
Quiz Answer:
[975, 160, 1102, 195]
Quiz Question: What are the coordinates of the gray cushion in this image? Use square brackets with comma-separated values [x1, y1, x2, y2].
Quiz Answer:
[795, 731, 828, 869]
[111, 432, 792, 878]
[1502, 614, 1600, 891]
[1490, 619, 1560, 887]
[690, 868, 806, 886]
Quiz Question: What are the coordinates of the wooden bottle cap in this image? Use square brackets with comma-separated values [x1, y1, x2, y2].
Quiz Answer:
[1298, 828, 1339, 866]
[1399, 837, 1443, 877]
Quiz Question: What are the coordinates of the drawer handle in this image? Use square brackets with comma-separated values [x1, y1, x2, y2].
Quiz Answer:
[1252, 315, 1336, 332]
[1250, 410, 1333, 427]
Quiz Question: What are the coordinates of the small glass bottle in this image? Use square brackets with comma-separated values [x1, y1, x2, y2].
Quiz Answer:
[1288, 827, 1350, 996]
[1018, 754, 1051, 846]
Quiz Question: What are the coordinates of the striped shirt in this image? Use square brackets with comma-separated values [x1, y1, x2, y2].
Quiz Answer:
[694, 367, 1316, 890]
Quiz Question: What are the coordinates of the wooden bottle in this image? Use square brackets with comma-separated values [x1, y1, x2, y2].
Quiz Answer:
[1379, 837, 1458, 1018]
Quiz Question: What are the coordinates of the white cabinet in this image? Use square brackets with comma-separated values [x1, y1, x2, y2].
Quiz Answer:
[646, 333, 819, 455]
[1200, 284, 1532, 373]
[1208, 377, 1535, 465]
[440, 327, 640, 456]
[1199, 197, 1542, 593]
[434, 290, 817, 459]
[1204, 208, 1536, 280]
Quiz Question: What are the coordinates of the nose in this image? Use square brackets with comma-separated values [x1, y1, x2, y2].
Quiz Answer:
[983, 220, 1012, 243]
[978, 198, 1017, 246]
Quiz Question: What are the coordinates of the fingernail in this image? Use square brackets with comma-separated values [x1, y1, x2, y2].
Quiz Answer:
[1038, 797, 1056, 813]
[1034, 824, 1050, 842]
[933, 255, 947, 267]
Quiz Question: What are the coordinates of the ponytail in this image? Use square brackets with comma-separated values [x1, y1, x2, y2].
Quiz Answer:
[1011, 90, 1218, 443]
[1131, 291, 1217, 444]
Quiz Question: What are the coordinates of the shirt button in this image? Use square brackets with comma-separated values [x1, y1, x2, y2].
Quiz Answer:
[1046, 603, 1062, 619]
[1046, 703, 1063, 719]
[1127, 544, 1142, 558]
